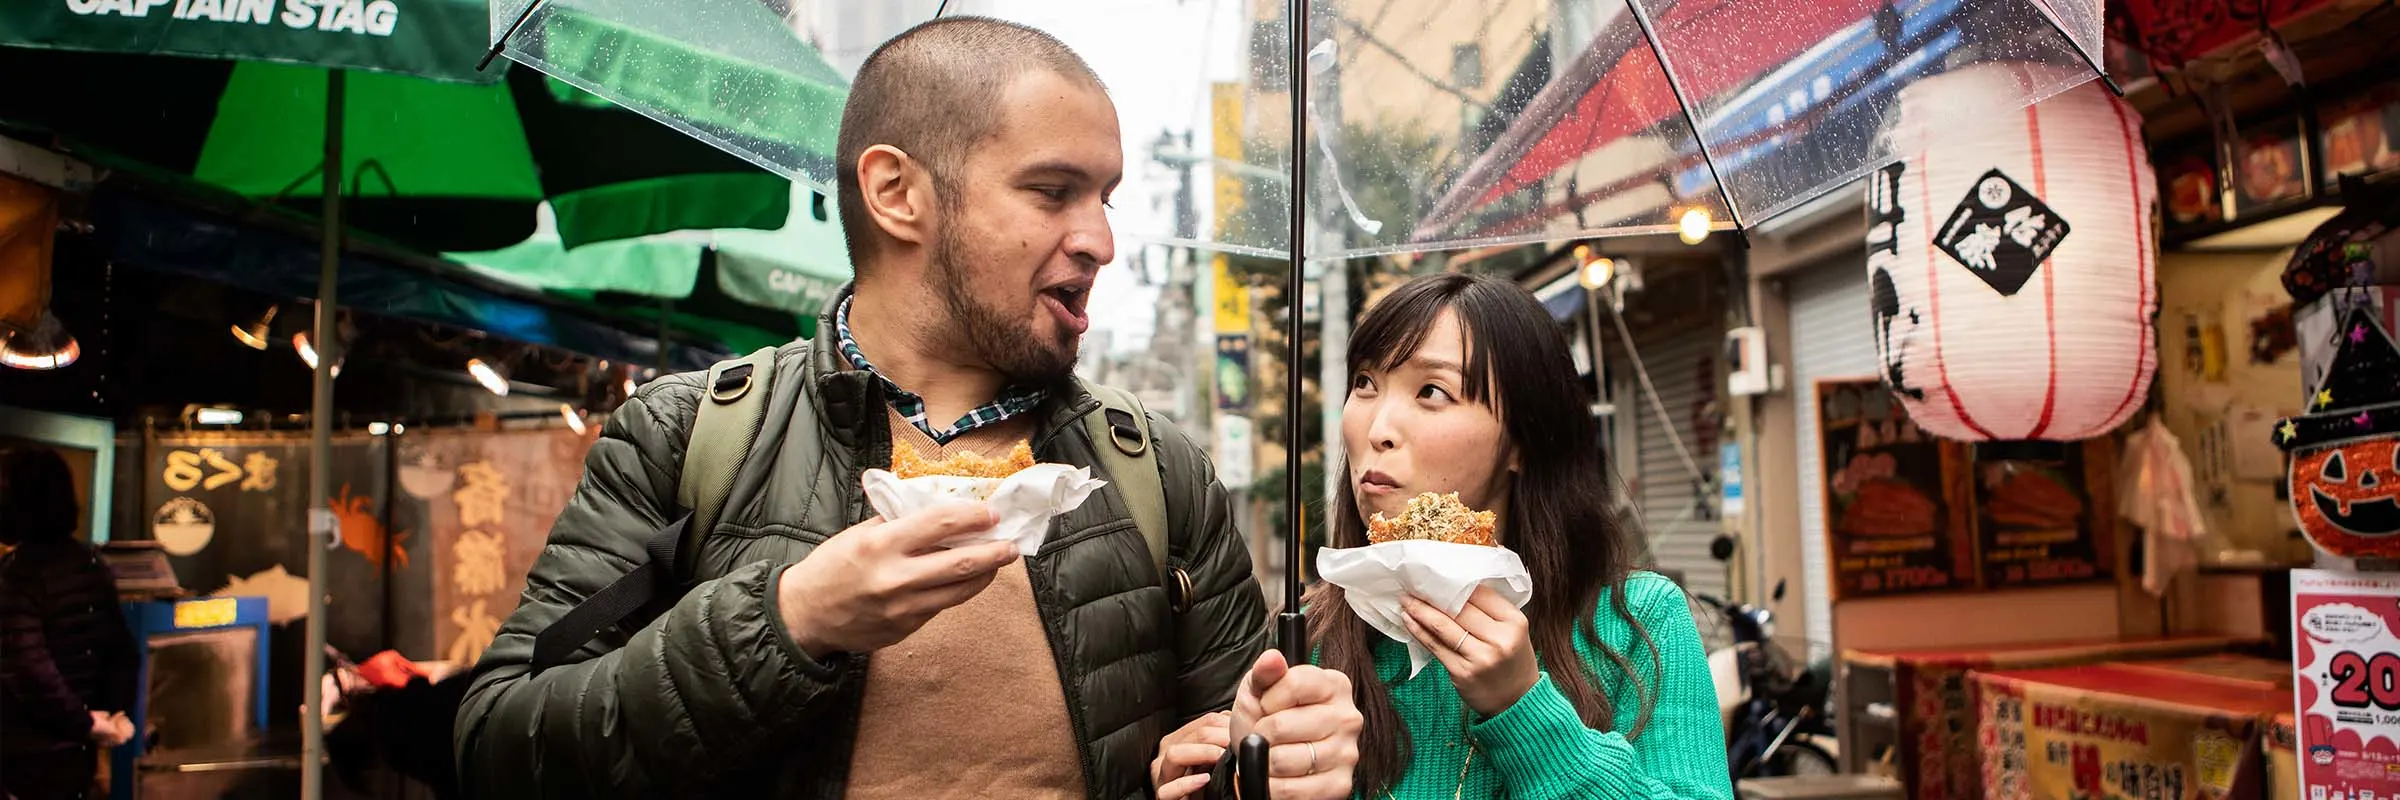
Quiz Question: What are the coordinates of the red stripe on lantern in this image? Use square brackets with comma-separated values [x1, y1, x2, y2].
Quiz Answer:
[2027, 86, 2060, 441]
[2100, 85, 2154, 431]
[1921, 149, 1998, 440]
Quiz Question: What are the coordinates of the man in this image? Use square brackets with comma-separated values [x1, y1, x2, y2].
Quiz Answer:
[453, 16, 1361, 799]
[1, 445, 138, 800]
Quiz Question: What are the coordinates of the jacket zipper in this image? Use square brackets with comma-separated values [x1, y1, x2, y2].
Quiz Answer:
[1028, 408, 1106, 799]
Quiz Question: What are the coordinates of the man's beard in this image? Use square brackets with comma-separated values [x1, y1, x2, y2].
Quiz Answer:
[929, 223, 1081, 384]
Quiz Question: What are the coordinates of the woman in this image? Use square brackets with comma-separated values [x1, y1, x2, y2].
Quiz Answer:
[1153, 273, 1731, 800]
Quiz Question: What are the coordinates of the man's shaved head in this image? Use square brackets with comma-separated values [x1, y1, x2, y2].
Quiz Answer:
[835, 16, 1106, 266]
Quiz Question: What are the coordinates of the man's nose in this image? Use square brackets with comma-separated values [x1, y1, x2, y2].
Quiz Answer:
[1067, 202, 1114, 267]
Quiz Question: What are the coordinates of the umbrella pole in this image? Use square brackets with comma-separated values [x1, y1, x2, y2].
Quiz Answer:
[1277, 0, 1307, 665]
[300, 68, 345, 800]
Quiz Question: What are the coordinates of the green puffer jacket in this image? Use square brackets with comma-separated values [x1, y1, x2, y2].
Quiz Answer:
[452, 303, 1269, 799]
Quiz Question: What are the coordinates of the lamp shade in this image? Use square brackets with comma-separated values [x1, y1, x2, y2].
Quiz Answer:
[1865, 65, 2158, 442]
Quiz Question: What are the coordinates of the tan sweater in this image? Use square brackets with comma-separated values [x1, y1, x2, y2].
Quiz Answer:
[843, 409, 1084, 800]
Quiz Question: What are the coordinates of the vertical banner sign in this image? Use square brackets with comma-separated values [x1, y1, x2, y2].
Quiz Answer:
[1213, 256, 1254, 414]
[399, 429, 595, 666]
[1211, 82, 1245, 240]
[2293, 569, 2400, 799]
[1217, 335, 1253, 413]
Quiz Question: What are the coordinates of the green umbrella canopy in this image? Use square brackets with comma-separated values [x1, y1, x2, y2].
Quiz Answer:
[1, 0, 841, 251]
[451, 181, 852, 349]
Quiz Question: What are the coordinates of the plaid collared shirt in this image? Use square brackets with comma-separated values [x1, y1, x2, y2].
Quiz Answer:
[836, 296, 1048, 444]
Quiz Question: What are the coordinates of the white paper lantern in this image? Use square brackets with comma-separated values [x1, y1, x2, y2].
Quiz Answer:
[1864, 65, 2158, 442]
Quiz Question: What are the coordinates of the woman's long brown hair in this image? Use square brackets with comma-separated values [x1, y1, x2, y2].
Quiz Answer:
[1302, 273, 1659, 797]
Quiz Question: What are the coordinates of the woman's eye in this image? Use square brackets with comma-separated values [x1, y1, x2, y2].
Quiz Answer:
[1418, 384, 1452, 402]
[1350, 373, 1376, 394]
[1032, 186, 1069, 202]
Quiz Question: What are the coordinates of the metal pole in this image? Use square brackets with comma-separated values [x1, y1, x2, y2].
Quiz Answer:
[1276, 0, 1307, 665]
[300, 68, 345, 800]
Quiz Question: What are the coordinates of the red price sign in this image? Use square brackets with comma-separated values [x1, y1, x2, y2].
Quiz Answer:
[2326, 650, 2400, 711]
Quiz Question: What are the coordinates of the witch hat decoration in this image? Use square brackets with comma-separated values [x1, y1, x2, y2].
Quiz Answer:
[2276, 305, 2400, 556]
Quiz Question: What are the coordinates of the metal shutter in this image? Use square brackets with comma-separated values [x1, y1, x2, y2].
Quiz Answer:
[1787, 252, 1875, 662]
[1627, 325, 1728, 601]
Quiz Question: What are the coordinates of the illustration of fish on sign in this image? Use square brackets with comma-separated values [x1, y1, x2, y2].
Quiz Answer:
[330, 483, 410, 568]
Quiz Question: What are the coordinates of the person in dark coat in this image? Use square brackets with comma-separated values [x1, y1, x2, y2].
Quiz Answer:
[1, 445, 138, 800]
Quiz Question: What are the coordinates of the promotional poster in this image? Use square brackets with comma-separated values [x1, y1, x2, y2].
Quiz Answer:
[2293, 569, 2400, 799]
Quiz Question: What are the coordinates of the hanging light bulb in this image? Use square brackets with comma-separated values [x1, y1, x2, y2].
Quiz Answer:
[559, 404, 588, 435]
[466, 357, 510, 396]
[2, 312, 79, 370]
[1678, 207, 1713, 245]
[292, 332, 342, 377]
[1577, 249, 1616, 291]
[230, 305, 277, 350]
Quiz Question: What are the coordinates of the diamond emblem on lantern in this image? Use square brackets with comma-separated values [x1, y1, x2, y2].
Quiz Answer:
[1935, 169, 2072, 297]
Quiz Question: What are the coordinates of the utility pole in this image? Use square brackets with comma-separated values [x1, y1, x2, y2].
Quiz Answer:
[1309, 0, 1348, 519]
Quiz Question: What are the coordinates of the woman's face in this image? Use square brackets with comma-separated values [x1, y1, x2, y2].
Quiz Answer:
[1342, 308, 1514, 529]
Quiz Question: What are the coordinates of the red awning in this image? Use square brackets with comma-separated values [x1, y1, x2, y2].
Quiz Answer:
[2113, 0, 2339, 68]
[1420, 0, 1882, 237]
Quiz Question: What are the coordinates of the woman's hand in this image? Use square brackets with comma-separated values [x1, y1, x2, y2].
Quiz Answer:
[1152, 711, 1230, 799]
[1400, 587, 1539, 718]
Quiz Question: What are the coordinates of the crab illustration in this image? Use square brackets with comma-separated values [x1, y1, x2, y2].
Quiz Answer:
[331, 484, 411, 568]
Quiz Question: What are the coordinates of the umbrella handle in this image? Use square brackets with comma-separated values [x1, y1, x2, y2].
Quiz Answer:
[1237, 733, 1270, 800]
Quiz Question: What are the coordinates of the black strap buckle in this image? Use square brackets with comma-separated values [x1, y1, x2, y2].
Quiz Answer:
[1103, 407, 1146, 456]
[710, 363, 754, 404]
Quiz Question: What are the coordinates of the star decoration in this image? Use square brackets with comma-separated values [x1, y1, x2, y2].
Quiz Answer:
[2356, 411, 2375, 427]
[2353, 324, 2371, 344]
[2319, 389, 2336, 409]
[2281, 419, 2300, 441]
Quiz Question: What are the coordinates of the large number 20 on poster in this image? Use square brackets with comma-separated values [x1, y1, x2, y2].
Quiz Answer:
[2294, 569, 2400, 799]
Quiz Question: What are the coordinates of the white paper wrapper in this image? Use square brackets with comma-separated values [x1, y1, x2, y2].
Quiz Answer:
[860, 464, 1106, 556]
[1316, 540, 1533, 678]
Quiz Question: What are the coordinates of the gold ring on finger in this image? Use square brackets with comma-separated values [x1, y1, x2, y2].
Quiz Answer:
[1455, 633, 1470, 651]
[1307, 740, 1319, 775]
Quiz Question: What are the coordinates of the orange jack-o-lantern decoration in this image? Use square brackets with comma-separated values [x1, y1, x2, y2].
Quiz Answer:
[2275, 303, 2400, 558]
[2291, 440, 2400, 556]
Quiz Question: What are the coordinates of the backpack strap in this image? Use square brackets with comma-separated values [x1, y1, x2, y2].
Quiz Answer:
[672, 346, 780, 583]
[1080, 382, 1189, 612]
[529, 346, 778, 673]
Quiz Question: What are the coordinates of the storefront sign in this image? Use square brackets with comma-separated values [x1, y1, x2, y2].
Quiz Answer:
[1815, 378, 1977, 599]
[401, 428, 593, 667]
[1973, 439, 2118, 590]
[1978, 666, 2276, 800]
[2293, 569, 2400, 800]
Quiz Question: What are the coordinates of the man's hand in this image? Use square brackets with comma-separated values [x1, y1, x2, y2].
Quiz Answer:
[1151, 711, 1229, 799]
[776, 502, 1017, 658]
[1227, 651, 1362, 800]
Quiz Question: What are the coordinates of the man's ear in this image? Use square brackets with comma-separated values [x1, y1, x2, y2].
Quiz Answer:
[858, 144, 931, 248]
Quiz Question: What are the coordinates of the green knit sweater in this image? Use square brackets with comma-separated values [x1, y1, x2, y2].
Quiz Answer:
[1338, 571, 1734, 800]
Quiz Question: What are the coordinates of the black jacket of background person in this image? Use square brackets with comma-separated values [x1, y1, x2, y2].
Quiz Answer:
[1, 535, 137, 754]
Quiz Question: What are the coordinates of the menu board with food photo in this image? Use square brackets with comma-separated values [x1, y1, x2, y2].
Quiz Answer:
[2236, 116, 2313, 216]
[1973, 439, 2117, 590]
[2161, 148, 2224, 230]
[1817, 378, 1976, 599]
[2318, 80, 2400, 183]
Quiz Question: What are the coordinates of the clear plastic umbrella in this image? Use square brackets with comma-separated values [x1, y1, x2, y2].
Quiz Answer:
[483, 3, 2102, 782]
[486, 0, 2103, 260]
